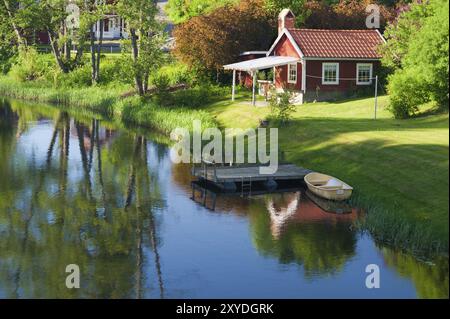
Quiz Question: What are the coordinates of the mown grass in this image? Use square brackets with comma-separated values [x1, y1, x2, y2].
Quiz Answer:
[212, 95, 449, 256]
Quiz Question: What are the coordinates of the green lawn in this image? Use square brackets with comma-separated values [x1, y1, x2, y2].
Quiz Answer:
[208, 94, 449, 255]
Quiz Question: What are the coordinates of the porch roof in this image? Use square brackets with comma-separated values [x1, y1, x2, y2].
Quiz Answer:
[223, 56, 300, 72]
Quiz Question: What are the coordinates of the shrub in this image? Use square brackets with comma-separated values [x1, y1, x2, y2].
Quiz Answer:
[269, 90, 297, 123]
[152, 62, 196, 86]
[55, 64, 92, 88]
[100, 56, 132, 86]
[10, 48, 54, 82]
[387, 69, 428, 119]
[153, 73, 170, 92]
[151, 83, 227, 108]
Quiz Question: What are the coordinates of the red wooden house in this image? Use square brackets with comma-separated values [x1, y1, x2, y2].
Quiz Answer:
[224, 9, 385, 105]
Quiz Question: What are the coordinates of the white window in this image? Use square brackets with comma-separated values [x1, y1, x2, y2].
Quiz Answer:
[356, 63, 373, 85]
[322, 63, 339, 85]
[288, 63, 297, 84]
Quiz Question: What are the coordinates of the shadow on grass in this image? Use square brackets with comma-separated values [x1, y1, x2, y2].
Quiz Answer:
[274, 117, 449, 256]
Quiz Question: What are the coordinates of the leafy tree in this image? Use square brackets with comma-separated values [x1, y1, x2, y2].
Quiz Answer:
[381, 0, 430, 69]
[302, 0, 395, 30]
[77, 0, 111, 84]
[116, 0, 166, 96]
[165, 0, 237, 24]
[265, 0, 308, 25]
[384, 0, 449, 118]
[0, 0, 27, 46]
[173, 0, 276, 76]
[4, 0, 86, 73]
[0, 2, 17, 73]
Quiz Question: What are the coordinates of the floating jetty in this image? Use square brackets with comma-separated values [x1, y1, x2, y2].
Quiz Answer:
[191, 163, 313, 195]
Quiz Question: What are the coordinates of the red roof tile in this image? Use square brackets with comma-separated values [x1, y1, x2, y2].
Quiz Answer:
[288, 29, 384, 59]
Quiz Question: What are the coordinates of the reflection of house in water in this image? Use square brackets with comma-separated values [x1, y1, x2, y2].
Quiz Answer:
[252, 194, 360, 278]
[266, 192, 358, 239]
[267, 192, 301, 239]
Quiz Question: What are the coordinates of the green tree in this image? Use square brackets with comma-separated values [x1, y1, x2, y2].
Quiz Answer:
[116, 0, 166, 96]
[265, 0, 307, 25]
[165, 0, 237, 24]
[0, 0, 27, 46]
[302, 0, 395, 30]
[0, 2, 17, 73]
[9, 0, 86, 73]
[384, 0, 449, 118]
[78, 0, 111, 84]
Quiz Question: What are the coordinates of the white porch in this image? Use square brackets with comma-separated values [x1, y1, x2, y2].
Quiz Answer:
[94, 15, 128, 40]
[224, 56, 301, 106]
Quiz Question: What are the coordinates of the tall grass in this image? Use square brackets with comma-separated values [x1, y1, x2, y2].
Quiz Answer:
[350, 191, 448, 257]
[117, 96, 217, 133]
[0, 76, 219, 134]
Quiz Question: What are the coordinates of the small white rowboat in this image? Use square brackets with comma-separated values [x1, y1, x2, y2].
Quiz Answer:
[304, 173, 353, 201]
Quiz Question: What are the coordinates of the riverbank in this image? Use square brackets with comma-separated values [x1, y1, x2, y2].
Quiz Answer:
[212, 96, 449, 256]
[0, 76, 218, 134]
[0, 77, 448, 256]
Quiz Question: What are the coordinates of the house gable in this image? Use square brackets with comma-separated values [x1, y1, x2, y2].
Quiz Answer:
[267, 29, 304, 58]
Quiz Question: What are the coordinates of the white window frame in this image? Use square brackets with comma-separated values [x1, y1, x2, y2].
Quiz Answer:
[322, 62, 339, 85]
[356, 63, 373, 85]
[287, 63, 297, 84]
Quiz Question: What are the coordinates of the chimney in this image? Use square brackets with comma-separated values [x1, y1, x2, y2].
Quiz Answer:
[278, 9, 295, 34]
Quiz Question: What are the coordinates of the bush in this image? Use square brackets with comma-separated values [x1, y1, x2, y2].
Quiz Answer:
[153, 73, 170, 92]
[55, 64, 92, 88]
[151, 62, 196, 87]
[100, 56, 133, 86]
[269, 90, 297, 123]
[10, 48, 54, 82]
[163, 84, 228, 108]
[387, 70, 428, 119]
[0, 46, 16, 75]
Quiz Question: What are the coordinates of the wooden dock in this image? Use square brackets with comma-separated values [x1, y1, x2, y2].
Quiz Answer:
[192, 164, 313, 185]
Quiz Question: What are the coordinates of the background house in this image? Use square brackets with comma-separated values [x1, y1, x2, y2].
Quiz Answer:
[269, 9, 385, 102]
[225, 9, 385, 104]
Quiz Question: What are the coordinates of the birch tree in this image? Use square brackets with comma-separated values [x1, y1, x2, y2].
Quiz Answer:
[116, 0, 165, 96]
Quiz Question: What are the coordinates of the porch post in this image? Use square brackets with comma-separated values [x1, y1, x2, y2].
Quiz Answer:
[301, 58, 306, 92]
[232, 69, 236, 102]
[252, 70, 257, 106]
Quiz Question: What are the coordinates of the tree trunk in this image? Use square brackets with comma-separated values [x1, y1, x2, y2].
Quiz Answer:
[47, 29, 68, 73]
[63, 21, 71, 61]
[2, 0, 26, 46]
[130, 28, 144, 96]
[74, 40, 84, 66]
[90, 24, 97, 84]
[95, 19, 104, 83]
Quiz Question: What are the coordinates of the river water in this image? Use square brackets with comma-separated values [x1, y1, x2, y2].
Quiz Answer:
[0, 98, 448, 299]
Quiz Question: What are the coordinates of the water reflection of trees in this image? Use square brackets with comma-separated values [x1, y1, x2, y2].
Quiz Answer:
[380, 248, 449, 299]
[0, 100, 166, 298]
[248, 194, 358, 278]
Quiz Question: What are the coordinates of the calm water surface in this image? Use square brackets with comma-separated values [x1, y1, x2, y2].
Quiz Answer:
[0, 98, 448, 299]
